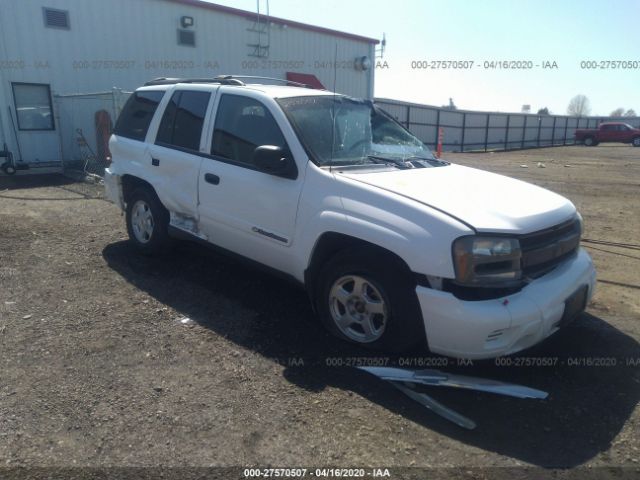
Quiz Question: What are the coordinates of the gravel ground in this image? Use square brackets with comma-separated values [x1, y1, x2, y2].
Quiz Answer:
[0, 145, 639, 478]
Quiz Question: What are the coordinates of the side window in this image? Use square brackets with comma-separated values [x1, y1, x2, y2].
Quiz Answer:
[601, 124, 615, 132]
[114, 90, 164, 141]
[211, 95, 287, 166]
[156, 90, 211, 151]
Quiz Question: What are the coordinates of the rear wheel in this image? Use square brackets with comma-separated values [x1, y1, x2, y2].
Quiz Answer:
[315, 248, 425, 352]
[126, 187, 172, 254]
[583, 136, 595, 146]
[1, 162, 16, 175]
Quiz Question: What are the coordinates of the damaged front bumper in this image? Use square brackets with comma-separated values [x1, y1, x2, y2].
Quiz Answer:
[417, 248, 597, 359]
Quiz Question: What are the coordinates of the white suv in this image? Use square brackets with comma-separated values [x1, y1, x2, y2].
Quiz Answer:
[105, 76, 596, 359]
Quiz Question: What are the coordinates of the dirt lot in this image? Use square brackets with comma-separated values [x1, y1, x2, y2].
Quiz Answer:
[0, 146, 639, 477]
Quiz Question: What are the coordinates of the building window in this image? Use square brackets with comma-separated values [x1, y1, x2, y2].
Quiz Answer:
[43, 7, 70, 29]
[178, 29, 196, 47]
[12, 83, 55, 131]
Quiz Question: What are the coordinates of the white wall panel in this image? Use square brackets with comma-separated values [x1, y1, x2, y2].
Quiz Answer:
[0, 0, 376, 163]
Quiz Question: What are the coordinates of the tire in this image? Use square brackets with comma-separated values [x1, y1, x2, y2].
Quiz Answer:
[125, 187, 172, 254]
[583, 137, 595, 147]
[633, 137, 640, 147]
[315, 247, 425, 353]
[1, 162, 16, 175]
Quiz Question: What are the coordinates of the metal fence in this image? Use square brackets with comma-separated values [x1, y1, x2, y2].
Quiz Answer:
[51, 91, 639, 178]
[375, 98, 640, 153]
[54, 89, 131, 176]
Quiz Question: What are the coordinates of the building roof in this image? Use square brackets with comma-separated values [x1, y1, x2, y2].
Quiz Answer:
[166, 0, 380, 44]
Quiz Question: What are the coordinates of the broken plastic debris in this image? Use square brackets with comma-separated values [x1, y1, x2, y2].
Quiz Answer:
[520, 164, 528, 168]
[391, 381, 476, 429]
[537, 162, 546, 168]
[358, 366, 548, 429]
[360, 366, 548, 399]
[176, 317, 193, 325]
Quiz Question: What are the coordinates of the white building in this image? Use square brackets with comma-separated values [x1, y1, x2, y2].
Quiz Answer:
[0, 0, 378, 173]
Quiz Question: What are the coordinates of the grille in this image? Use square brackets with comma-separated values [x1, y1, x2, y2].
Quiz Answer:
[520, 218, 581, 278]
[44, 8, 70, 29]
[486, 329, 506, 342]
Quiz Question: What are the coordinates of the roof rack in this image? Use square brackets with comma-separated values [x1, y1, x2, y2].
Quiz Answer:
[232, 76, 312, 88]
[144, 76, 244, 86]
[144, 75, 313, 88]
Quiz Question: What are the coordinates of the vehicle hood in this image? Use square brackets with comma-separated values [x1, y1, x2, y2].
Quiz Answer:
[339, 164, 576, 233]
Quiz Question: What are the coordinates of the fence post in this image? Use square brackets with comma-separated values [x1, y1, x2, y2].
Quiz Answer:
[484, 113, 490, 152]
[576, 117, 583, 144]
[53, 94, 66, 171]
[563, 117, 569, 145]
[536, 116, 542, 147]
[521, 115, 527, 149]
[460, 112, 466, 152]
[434, 109, 441, 150]
[111, 88, 119, 119]
[551, 116, 556, 146]
[504, 114, 510, 151]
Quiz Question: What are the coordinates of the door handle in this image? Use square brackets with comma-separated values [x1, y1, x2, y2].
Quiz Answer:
[151, 158, 160, 166]
[204, 173, 220, 185]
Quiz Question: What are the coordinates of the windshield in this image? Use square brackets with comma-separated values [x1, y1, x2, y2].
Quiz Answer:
[277, 95, 441, 168]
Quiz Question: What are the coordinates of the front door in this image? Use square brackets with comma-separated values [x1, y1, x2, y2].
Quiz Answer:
[197, 91, 305, 273]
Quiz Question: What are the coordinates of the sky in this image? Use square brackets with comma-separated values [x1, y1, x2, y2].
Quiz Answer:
[203, 0, 639, 116]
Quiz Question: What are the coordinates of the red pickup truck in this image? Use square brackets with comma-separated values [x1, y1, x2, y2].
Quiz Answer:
[575, 122, 640, 146]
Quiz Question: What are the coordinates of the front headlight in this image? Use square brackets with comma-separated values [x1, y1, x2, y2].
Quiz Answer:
[452, 236, 522, 287]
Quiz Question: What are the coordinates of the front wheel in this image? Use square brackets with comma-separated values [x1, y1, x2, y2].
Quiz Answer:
[632, 137, 640, 147]
[125, 187, 172, 254]
[315, 248, 425, 352]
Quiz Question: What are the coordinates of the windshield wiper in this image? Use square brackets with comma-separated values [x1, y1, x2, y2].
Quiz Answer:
[405, 156, 450, 167]
[366, 155, 414, 169]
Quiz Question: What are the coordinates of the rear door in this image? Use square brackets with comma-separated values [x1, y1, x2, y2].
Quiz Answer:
[147, 87, 216, 235]
[197, 90, 306, 273]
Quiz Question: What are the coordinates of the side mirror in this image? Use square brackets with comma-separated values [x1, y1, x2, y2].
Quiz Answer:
[253, 145, 297, 179]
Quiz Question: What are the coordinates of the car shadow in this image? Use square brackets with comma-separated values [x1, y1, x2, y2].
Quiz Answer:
[103, 239, 640, 468]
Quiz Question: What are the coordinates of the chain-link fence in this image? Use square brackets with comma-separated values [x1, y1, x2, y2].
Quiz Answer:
[54, 89, 131, 176]
[375, 98, 640, 153]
